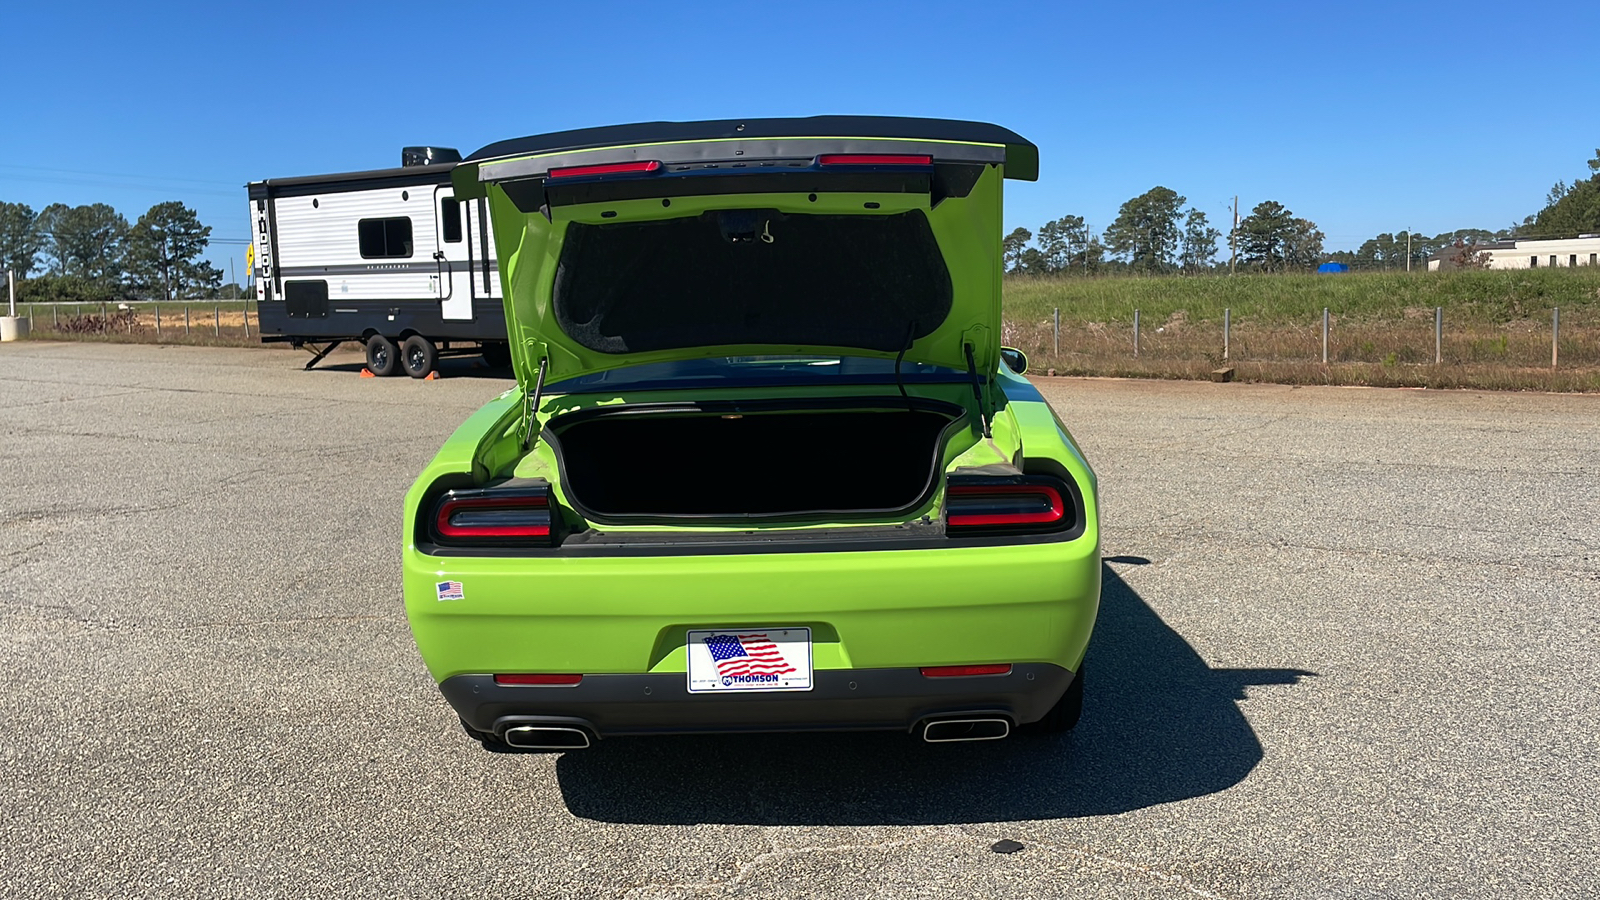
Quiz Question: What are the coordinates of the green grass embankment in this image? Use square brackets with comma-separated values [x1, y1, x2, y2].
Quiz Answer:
[1003, 268, 1600, 391]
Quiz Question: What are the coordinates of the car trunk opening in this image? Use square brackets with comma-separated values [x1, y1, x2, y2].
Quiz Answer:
[553, 210, 953, 356]
[549, 404, 961, 520]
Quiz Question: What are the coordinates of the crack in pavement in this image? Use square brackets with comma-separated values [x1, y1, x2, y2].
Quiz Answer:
[605, 828, 959, 898]
[960, 827, 1233, 899]
[601, 826, 1234, 899]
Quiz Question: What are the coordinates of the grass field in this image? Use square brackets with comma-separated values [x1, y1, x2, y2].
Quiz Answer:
[14, 269, 1600, 390]
[1003, 268, 1600, 390]
[16, 300, 264, 347]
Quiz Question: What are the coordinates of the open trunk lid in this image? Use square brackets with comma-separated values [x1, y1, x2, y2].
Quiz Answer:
[451, 117, 1037, 386]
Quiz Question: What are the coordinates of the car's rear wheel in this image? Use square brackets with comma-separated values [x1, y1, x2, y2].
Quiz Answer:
[401, 335, 436, 379]
[1022, 663, 1083, 734]
[366, 335, 400, 377]
[481, 342, 511, 368]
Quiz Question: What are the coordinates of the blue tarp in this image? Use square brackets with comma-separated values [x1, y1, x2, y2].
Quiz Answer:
[1317, 263, 1349, 274]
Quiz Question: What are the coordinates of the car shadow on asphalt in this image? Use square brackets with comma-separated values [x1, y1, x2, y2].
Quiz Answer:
[311, 357, 515, 380]
[554, 563, 1315, 825]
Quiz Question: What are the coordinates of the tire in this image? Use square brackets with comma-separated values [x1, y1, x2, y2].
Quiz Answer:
[365, 334, 400, 377]
[1022, 664, 1084, 735]
[481, 342, 511, 369]
[401, 335, 436, 379]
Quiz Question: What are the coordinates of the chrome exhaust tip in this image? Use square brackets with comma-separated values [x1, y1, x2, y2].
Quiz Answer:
[502, 725, 592, 750]
[920, 717, 1011, 743]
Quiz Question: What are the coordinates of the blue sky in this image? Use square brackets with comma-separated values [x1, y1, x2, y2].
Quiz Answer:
[2, 0, 1594, 278]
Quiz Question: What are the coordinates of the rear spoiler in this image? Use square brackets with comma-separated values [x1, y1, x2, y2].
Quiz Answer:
[451, 116, 1037, 203]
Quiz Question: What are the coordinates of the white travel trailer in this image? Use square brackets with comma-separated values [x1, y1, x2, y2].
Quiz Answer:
[249, 147, 509, 376]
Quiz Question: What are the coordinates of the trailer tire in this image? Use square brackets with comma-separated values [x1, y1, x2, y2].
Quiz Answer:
[366, 335, 400, 377]
[401, 335, 436, 379]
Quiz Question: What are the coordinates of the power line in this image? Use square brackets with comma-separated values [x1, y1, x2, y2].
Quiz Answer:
[0, 172, 240, 198]
[0, 162, 237, 188]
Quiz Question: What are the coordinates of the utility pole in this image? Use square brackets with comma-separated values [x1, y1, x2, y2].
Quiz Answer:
[1406, 230, 1412, 273]
[1229, 196, 1238, 276]
[230, 259, 236, 300]
[161, 236, 172, 302]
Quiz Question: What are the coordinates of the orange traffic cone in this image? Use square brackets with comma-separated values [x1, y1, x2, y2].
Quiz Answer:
[360, 369, 376, 378]
[424, 371, 439, 380]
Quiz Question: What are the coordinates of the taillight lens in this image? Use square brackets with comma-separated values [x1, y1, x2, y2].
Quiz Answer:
[495, 673, 582, 686]
[547, 160, 662, 179]
[817, 153, 934, 167]
[945, 477, 1073, 534]
[920, 664, 1012, 678]
[429, 486, 556, 547]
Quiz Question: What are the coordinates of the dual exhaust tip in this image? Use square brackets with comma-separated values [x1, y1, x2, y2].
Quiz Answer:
[919, 716, 1011, 743]
[497, 716, 1012, 749]
[502, 724, 592, 750]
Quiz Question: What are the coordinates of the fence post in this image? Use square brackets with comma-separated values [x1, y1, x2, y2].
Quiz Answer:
[185, 306, 190, 335]
[214, 306, 220, 337]
[244, 307, 251, 338]
[52, 304, 58, 328]
[1552, 307, 1560, 369]
[1434, 307, 1442, 364]
[1052, 307, 1059, 356]
[1133, 309, 1141, 357]
[1223, 308, 1230, 360]
[155, 305, 161, 338]
[1322, 308, 1329, 363]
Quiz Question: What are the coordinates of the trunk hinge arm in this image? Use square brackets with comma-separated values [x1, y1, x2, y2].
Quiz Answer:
[522, 354, 549, 450]
[963, 342, 991, 439]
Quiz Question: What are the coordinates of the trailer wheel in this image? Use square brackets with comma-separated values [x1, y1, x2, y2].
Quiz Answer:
[401, 335, 436, 379]
[365, 335, 400, 377]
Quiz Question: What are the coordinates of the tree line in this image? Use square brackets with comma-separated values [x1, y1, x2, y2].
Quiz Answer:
[0, 200, 231, 301]
[1004, 187, 1324, 277]
[1009, 147, 1600, 277]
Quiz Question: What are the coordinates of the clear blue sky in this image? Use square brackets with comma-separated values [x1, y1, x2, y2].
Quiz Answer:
[2, 0, 1594, 278]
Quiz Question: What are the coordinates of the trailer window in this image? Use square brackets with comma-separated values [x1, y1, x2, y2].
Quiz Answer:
[359, 217, 413, 258]
[441, 198, 462, 243]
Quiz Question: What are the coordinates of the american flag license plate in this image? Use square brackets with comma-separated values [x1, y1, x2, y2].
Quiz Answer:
[686, 628, 813, 693]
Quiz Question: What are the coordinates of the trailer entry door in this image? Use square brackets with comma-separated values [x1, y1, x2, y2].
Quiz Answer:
[435, 186, 473, 321]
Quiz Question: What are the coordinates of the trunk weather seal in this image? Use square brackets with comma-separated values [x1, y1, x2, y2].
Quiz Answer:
[539, 397, 970, 527]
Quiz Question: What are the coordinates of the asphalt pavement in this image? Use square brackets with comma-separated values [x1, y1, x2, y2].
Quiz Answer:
[1, 341, 1596, 898]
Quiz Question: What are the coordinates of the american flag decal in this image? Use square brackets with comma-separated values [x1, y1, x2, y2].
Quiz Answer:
[704, 633, 797, 679]
[435, 580, 464, 602]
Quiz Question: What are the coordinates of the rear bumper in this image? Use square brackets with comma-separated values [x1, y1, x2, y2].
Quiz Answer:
[444, 663, 1075, 739]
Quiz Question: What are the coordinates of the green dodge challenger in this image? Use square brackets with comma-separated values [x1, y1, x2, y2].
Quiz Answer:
[402, 117, 1101, 750]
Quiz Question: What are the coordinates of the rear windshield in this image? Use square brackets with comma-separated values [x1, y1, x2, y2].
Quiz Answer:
[553, 209, 953, 355]
[547, 356, 971, 393]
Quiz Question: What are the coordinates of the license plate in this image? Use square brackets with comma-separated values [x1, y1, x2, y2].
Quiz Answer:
[686, 628, 813, 693]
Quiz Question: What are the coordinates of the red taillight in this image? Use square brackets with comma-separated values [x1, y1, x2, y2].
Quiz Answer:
[817, 154, 934, 167]
[494, 673, 583, 686]
[920, 664, 1013, 678]
[429, 487, 556, 546]
[547, 160, 662, 179]
[946, 483, 1066, 529]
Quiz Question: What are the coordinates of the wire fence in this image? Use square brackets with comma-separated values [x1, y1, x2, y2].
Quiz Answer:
[18, 300, 262, 343]
[1007, 305, 1600, 387]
